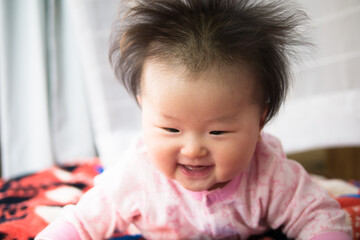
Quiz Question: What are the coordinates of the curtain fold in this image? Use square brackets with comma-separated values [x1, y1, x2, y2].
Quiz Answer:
[66, 0, 142, 168]
[0, 0, 53, 179]
[0, 0, 96, 179]
[47, 0, 96, 164]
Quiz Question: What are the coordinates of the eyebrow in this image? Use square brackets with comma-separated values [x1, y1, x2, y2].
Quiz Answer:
[206, 114, 238, 123]
[161, 112, 238, 123]
[161, 113, 178, 120]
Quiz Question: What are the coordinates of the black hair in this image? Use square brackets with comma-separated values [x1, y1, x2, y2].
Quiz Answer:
[109, 0, 309, 124]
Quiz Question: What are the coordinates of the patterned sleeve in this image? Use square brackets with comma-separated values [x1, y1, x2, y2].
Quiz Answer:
[36, 146, 145, 240]
[257, 134, 352, 240]
[35, 219, 81, 240]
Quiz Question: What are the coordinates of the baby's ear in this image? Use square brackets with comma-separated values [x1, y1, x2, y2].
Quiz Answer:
[257, 108, 268, 143]
[259, 106, 268, 129]
[137, 95, 142, 106]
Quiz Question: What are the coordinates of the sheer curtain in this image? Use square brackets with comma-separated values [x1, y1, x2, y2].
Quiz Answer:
[0, 0, 96, 179]
[265, 0, 360, 153]
[0, 0, 141, 179]
[66, 0, 142, 169]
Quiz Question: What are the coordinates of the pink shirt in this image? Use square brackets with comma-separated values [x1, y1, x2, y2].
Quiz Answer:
[36, 133, 352, 240]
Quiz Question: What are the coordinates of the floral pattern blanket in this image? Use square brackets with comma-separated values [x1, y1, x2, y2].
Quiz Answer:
[0, 158, 358, 240]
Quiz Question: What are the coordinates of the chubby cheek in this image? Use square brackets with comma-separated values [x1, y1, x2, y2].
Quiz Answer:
[214, 139, 257, 182]
[145, 136, 178, 179]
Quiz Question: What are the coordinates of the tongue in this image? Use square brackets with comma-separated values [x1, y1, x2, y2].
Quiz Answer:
[184, 165, 208, 171]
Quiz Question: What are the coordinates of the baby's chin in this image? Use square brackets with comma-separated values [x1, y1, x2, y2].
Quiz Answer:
[180, 180, 231, 192]
[207, 181, 231, 191]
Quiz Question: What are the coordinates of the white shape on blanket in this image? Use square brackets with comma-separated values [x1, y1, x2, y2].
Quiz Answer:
[52, 169, 74, 182]
[35, 205, 63, 223]
[46, 186, 83, 204]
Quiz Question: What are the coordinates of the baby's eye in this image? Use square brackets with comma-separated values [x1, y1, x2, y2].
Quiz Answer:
[209, 131, 228, 135]
[163, 128, 180, 133]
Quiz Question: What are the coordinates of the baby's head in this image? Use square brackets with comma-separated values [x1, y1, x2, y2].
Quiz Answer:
[110, 0, 308, 124]
[109, 0, 308, 191]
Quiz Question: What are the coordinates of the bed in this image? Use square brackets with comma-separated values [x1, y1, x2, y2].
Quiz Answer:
[0, 158, 358, 240]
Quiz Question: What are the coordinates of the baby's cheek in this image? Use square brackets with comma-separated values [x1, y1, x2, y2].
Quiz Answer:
[215, 151, 251, 180]
[149, 144, 176, 168]
[215, 164, 240, 183]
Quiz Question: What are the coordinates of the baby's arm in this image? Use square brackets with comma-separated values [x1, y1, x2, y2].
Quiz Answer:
[266, 160, 352, 239]
[35, 171, 136, 239]
[35, 185, 119, 239]
[35, 220, 81, 240]
[308, 231, 351, 240]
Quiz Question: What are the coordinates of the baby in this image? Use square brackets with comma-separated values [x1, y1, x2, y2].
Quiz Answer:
[36, 0, 352, 239]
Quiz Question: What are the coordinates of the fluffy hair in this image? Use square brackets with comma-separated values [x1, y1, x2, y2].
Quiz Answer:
[109, 0, 309, 124]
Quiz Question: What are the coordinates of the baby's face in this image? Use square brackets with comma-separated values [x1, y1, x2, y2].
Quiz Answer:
[139, 61, 265, 191]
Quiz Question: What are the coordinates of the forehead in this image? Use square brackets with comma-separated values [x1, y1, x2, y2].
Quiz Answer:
[140, 60, 263, 123]
[139, 60, 263, 120]
[141, 59, 257, 95]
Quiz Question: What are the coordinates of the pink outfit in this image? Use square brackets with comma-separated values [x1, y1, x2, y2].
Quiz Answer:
[36, 133, 352, 240]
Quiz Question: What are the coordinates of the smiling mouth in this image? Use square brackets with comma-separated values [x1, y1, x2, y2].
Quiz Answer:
[178, 164, 213, 178]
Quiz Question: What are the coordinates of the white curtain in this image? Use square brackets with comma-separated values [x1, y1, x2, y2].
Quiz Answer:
[0, 0, 96, 179]
[265, 0, 360, 153]
[65, 0, 142, 169]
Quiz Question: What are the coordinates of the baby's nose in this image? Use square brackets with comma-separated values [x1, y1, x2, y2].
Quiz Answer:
[180, 140, 208, 159]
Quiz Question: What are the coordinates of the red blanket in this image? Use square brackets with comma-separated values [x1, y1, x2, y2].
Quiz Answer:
[0, 159, 358, 240]
[0, 159, 101, 239]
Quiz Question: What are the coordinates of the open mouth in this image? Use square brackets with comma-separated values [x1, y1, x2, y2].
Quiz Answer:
[178, 164, 213, 178]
